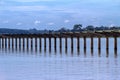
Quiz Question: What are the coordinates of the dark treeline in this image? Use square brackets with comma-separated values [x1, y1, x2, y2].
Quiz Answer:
[0, 24, 120, 34]
[57, 24, 120, 33]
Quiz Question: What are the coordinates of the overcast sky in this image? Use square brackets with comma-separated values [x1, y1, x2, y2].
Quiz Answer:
[0, 0, 120, 30]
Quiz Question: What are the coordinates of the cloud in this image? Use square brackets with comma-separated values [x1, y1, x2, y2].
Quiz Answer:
[64, 20, 70, 23]
[3, 20, 9, 24]
[109, 24, 115, 27]
[34, 20, 41, 25]
[16, 22, 22, 26]
[8, 0, 55, 2]
[2, 6, 48, 11]
[0, 1, 5, 5]
[47, 22, 54, 26]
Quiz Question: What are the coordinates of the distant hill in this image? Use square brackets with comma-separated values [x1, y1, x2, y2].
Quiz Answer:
[0, 28, 30, 34]
[0, 28, 50, 34]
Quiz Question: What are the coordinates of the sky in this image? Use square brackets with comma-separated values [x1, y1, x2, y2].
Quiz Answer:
[0, 0, 120, 30]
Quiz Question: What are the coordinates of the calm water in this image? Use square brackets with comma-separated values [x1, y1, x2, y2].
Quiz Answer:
[0, 38, 120, 80]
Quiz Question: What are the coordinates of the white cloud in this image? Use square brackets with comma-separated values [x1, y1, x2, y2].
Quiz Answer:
[34, 20, 41, 25]
[64, 20, 70, 23]
[47, 22, 54, 26]
[0, 1, 5, 5]
[3, 6, 48, 11]
[3, 20, 9, 24]
[109, 24, 115, 27]
[16, 22, 22, 26]
[8, 0, 55, 2]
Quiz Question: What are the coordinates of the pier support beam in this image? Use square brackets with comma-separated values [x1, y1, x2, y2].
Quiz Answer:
[22, 38, 25, 51]
[84, 37, 86, 49]
[12, 38, 14, 49]
[26, 38, 29, 50]
[5, 38, 7, 49]
[30, 38, 33, 51]
[35, 38, 37, 51]
[0, 38, 1, 48]
[114, 37, 117, 50]
[71, 37, 73, 52]
[8, 38, 10, 49]
[91, 37, 93, 49]
[39, 38, 42, 51]
[60, 37, 62, 48]
[114, 37, 117, 57]
[2, 38, 4, 48]
[15, 38, 17, 50]
[49, 37, 51, 52]
[54, 37, 57, 52]
[65, 37, 67, 53]
[44, 37, 46, 52]
[106, 37, 109, 49]
[60, 37, 62, 53]
[19, 38, 21, 50]
[98, 37, 101, 49]
[77, 37, 80, 52]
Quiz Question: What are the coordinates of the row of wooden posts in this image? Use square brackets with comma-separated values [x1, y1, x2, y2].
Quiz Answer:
[0, 37, 118, 51]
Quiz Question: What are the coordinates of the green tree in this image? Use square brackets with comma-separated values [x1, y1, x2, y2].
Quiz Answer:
[73, 24, 82, 30]
[86, 25, 94, 31]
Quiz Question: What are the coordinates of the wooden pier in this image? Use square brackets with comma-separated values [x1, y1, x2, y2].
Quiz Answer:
[0, 31, 120, 54]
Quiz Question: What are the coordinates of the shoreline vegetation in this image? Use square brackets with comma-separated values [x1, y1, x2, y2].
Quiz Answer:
[0, 24, 120, 34]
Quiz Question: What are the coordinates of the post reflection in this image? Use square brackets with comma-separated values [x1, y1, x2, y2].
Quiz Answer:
[84, 48, 86, 57]
[91, 48, 93, 56]
[98, 48, 101, 57]
[106, 48, 109, 58]
[114, 49, 117, 58]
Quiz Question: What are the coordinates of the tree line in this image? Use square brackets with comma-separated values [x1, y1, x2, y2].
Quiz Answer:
[0, 24, 120, 34]
[57, 24, 120, 32]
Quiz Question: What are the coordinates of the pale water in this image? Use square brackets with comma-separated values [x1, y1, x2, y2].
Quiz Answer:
[0, 38, 120, 80]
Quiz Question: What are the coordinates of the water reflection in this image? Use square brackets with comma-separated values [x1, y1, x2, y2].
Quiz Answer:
[0, 45, 119, 58]
[0, 38, 120, 80]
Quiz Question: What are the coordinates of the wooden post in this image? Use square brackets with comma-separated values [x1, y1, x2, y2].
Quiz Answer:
[5, 38, 7, 49]
[60, 37, 62, 48]
[15, 38, 17, 50]
[39, 38, 42, 51]
[2, 38, 4, 48]
[44, 37, 46, 52]
[26, 38, 29, 50]
[91, 37, 93, 49]
[114, 37, 117, 57]
[54, 37, 57, 52]
[8, 38, 10, 49]
[98, 37, 101, 49]
[30, 38, 33, 51]
[35, 38, 37, 51]
[114, 37, 117, 50]
[77, 37, 80, 52]
[0, 38, 1, 48]
[12, 38, 14, 49]
[49, 37, 51, 52]
[106, 37, 109, 49]
[71, 37, 73, 50]
[84, 37, 86, 49]
[65, 37, 67, 49]
[60, 37, 62, 53]
[23, 38, 25, 51]
[19, 38, 21, 50]
[65, 37, 67, 53]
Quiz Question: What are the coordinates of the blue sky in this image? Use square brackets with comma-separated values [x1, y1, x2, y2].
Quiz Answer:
[0, 0, 120, 30]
